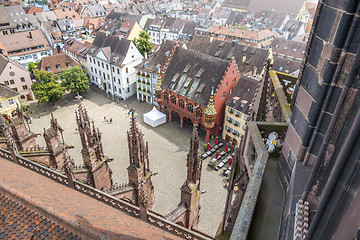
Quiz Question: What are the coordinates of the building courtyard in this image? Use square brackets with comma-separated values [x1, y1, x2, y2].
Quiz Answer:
[28, 89, 228, 236]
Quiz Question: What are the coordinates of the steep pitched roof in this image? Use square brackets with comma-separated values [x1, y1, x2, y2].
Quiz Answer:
[189, 36, 270, 76]
[271, 37, 306, 61]
[0, 157, 182, 239]
[87, 32, 131, 66]
[226, 76, 258, 114]
[36, 53, 80, 74]
[0, 53, 27, 75]
[162, 47, 229, 106]
[0, 29, 51, 56]
[272, 56, 302, 76]
[0, 83, 19, 98]
[136, 40, 177, 73]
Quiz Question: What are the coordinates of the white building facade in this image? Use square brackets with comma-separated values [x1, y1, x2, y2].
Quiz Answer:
[87, 34, 143, 100]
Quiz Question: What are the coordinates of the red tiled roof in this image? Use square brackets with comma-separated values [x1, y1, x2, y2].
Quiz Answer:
[36, 53, 80, 74]
[0, 157, 182, 239]
[27, 6, 42, 14]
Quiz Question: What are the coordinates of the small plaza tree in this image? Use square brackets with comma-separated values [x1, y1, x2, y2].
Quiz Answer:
[133, 31, 153, 57]
[28, 62, 39, 78]
[31, 69, 66, 105]
[61, 66, 89, 94]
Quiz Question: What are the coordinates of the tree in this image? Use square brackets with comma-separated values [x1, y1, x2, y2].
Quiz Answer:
[133, 31, 153, 57]
[28, 62, 39, 77]
[61, 66, 89, 94]
[31, 70, 66, 105]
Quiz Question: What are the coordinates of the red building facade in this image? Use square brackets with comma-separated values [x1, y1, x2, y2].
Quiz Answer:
[155, 47, 239, 142]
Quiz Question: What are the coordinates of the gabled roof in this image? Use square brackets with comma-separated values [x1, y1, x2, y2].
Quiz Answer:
[162, 47, 229, 107]
[0, 83, 19, 99]
[86, 32, 132, 66]
[272, 37, 306, 61]
[53, 8, 81, 21]
[0, 53, 27, 75]
[272, 56, 302, 76]
[136, 40, 177, 73]
[189, 35, 270, 76]
[0, 29, 51, 56]
[226, 76, 258, 114]
[36, 52, 80, 74]
[26, 6, 42, 14]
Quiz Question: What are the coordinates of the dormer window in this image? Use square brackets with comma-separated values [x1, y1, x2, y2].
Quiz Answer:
[46, 66, 51, 71]
[56, 63, 61, 69]
[66, 62, 71, 67]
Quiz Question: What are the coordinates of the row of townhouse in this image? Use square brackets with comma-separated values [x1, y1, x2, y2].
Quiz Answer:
[144, 17, 197, 45]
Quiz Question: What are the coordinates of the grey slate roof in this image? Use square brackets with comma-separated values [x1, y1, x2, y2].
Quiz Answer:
[136, 40, 177, 73]
[188, 35, 269, 76]
[271, 37, 306, 61]
[272, 56, 302, 76]
[0, 83, 19, 99]
[225, 76, 258, 115]
[162, 47, 229, 107]
[86, 32, 131, 66]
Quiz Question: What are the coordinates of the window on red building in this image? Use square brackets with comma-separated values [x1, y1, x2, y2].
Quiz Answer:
[187, 103, 193, 113]
[196, 108, 202, 118]
[164, 92, 169, 102]
[179, 99, 185, 109]
[170, 95, 177, 104]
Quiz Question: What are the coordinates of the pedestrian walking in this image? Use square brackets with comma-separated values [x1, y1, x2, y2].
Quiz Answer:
[104, 116, 107, 122]
[110, 118, 112, 123]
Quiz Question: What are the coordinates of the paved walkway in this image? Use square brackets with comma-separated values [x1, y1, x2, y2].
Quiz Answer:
[27, 90, 228, 236]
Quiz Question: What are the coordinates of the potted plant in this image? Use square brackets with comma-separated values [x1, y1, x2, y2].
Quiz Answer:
[142, 80, 145, 84]
[234, 123, 239, 127]
[147, 90, 150, 93]
[146, 74, 150, 78]
[137, 72, 140, 75]
[227, 129, 230, 133]
[235, 113, 240, 117]
[138, 87, 141, 91]
[142, 73, 145, 77]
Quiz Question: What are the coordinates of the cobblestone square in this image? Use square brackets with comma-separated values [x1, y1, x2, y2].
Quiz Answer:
[28, 89, 228, 236]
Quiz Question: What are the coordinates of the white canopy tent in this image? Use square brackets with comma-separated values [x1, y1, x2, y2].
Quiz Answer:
[143, 107, 166, 127]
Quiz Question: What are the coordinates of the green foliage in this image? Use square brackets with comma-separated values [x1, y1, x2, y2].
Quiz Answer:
[209, 161, 217, 168]
[61, 66, 89, 94]
[133, 31, 153, 57]
[203, 143, 208, 151]
[28, 62, 39, 76]
[31, 69, 65, 105]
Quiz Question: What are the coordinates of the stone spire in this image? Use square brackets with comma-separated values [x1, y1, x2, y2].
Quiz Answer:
[50, 113, 64, 144]
[204, 88, 217, 129]
[138, 181, 149, 207]
[75, 94, 99, 169]
[127, 109, 154, 208]
[186, 124, 202, 183]
[127, 109, 147, 168]
[0, 114, 19, 163]
[63, 152, 75, 188]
